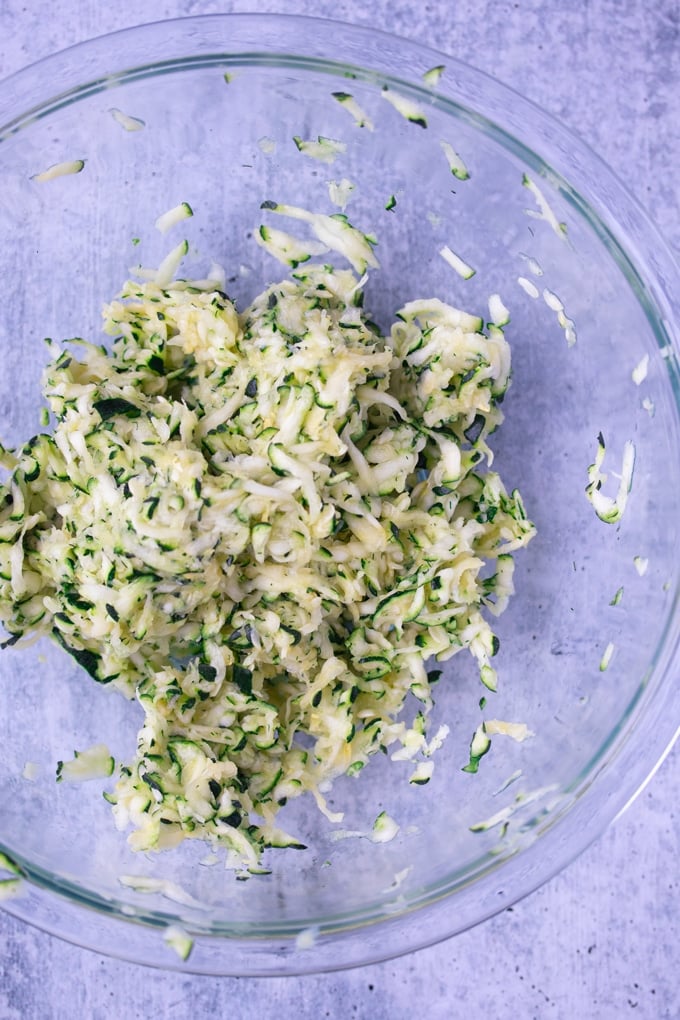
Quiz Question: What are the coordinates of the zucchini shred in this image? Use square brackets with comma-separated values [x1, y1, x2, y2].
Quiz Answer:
[0, 258, 534, 869]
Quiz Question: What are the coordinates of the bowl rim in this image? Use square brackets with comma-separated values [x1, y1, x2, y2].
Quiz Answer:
[0, 10, 679, 975]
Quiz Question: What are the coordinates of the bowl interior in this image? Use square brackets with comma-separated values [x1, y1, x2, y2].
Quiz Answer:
[0, 15, 678, 973]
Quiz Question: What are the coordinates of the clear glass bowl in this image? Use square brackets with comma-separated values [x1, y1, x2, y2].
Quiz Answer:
[0, 14, 678, 975]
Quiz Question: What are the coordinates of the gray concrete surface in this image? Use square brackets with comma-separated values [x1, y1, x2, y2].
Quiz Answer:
[0, 1, 678, 1017]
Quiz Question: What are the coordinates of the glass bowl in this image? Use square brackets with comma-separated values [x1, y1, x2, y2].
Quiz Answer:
[0, 14, 678, 975]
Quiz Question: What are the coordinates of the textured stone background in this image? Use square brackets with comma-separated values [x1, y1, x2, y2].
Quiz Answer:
[0, 2, 678, 1017]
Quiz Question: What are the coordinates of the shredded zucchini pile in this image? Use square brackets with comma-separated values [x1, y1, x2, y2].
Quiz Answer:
[0, 263, 534, 866]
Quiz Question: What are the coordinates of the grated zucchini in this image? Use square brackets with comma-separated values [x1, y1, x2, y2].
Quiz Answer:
[0, 227, 534, 866]
[155, 202, 194, 234]
[31, 159, 85, 183]
[488, 294, 510, 327]
[110, 108, 145, 132]
[371, 811, 400, 843]
[423, 65, 445, 86]
[259, 202, 378, 274]
[633, 555, 648, 577]
[56, 743, 115, 783]
[439, 245, 475, 280]
[331, 92, 374, 130]
[599, 641, 615, 672]
[295, 925, 321, 950]
[293, 135, 346, 163]
[328, 178, 356, 211]
[522, 173, 567, 238]
[0, 878, 23, 901]
[0, 851, 22, 876]
[517, 276, 539, 299]
[381, 87, 428, 128]
[585, 434, 636, 524]
[631, 354, 649, 385]
[163, 924, 194, 961]
[440, 140, 470, 181]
